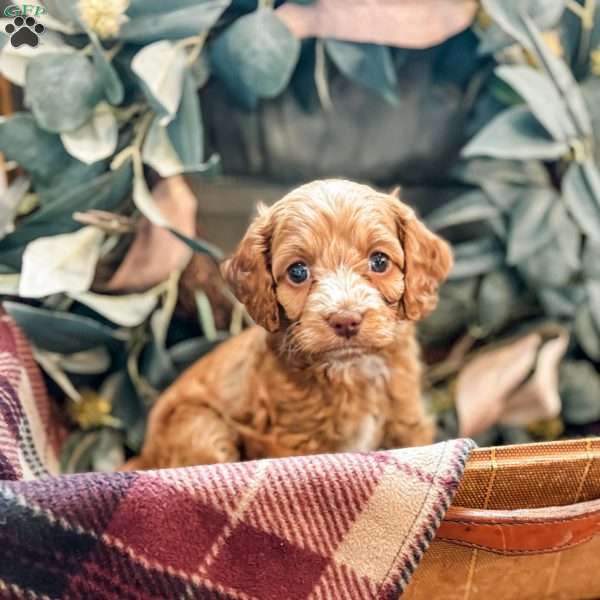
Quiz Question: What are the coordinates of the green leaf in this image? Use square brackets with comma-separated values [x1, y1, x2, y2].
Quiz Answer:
[582, 77, 600, 165]
[0, 29, 75, 86]
[539, 285, 584, 318]
[140, 341, 177, 391]
[0, 113, 71, 181]
[462, 106, 569, 161]
[507, 189, 555, 264]
[89, 31, 124, 105]
[450, 237, 505, 279]
[455, 157, 550, 187]
[107, 371, 146, 451]
[325, 41, 398, 105]
[19, 226, 104, 298]
[562, 162, 600, 243]
[521, 14, 592, 138]
[41, 0, 83, 31]
[583, 241, 600, 279]
[210, 8, 300, 109]
[482, 0, 565, 49]
[550, 202, 581, 271]
[477, 268, 520, 332]
[120, 1, 230, 42]
[518, 242, 574, 286]
[92, 429, 125, 472]
[481, 181, 534, 212]
[60, 430, 101, 474]
[169, 335, 228, 371]
[560, 361, 600, 425]
[575, 306, 600, 360]
[587, 280, 600, 331]
[35, 156, 108, 202]
[143, 72, 205, 176]
[25, 53, 103, 133]
[3, 301, 121, 353]
[0, 164, 132, 269]
[168, 72, 204, 170]
[426, 190, 500, 232]
[27, 163, 132, 227]
[60, 102, 118, 165]
[419, 279, 475, 345]
[496, 65, 575, 142]
[132, 41, 187, 124]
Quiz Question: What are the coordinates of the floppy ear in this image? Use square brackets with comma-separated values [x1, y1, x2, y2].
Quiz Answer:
[220, 207, 280, 333]
[394, 201, 453, 321]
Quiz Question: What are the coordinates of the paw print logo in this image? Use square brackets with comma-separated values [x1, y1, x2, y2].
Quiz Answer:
[5, 16, 45, 48]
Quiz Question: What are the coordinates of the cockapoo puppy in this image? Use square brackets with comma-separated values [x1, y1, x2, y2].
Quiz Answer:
[125, 179, 452, 469]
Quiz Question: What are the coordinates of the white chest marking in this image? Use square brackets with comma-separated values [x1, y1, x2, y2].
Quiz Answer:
[344, 414, 382, 452]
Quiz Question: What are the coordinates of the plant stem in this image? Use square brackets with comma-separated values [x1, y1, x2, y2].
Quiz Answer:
[186, 32, 207, 66]
[106, 42, 123, 61]
[314, 40, 333, 111]
[132, 111, 154, 154]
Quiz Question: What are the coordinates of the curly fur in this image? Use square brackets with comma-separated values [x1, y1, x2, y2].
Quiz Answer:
[124, 180, 452, 470]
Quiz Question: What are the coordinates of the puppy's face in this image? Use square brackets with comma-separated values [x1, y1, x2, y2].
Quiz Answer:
[222, 180, 452, 361]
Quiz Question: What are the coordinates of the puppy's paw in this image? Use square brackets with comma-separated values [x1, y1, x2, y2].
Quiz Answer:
[384, 416, 436, 449]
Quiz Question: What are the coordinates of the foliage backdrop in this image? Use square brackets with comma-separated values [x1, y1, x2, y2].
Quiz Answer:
[0, 0, 599, 469]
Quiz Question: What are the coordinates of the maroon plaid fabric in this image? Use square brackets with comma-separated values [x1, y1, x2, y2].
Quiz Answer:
[0, 315, 61, 481]
[0, 317, 475, 599]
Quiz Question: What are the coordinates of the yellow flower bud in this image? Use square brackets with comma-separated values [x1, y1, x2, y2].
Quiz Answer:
[78, 0, 129, 39]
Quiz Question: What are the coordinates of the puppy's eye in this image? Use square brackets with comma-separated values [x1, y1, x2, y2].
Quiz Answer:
[369, 252, 389, 273]
[287, 262, 310, 284]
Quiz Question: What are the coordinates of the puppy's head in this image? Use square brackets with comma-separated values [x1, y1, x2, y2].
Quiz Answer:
[221, 180, 452, 360]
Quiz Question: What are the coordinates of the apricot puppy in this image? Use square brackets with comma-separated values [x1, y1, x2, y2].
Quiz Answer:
[126, 179, 452, 469]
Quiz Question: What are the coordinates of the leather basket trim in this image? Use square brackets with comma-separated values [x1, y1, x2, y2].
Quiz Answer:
[437, 498, 600, 555]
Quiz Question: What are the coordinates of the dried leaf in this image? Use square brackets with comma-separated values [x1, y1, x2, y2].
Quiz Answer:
[276, 0, 477, 49]
[106, 176, 195, 291]
[457, 331, 569, 436]
[457, 333, 542, 436]
[499, 332, 568, 426]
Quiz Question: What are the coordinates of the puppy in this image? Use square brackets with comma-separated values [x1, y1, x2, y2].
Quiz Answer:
[125, 180, 452, 469]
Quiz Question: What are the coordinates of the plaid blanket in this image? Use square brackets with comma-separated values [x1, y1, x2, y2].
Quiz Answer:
[0, 316, 475, 599]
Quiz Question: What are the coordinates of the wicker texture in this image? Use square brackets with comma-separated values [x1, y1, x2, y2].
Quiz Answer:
[404, 439, 600, 599]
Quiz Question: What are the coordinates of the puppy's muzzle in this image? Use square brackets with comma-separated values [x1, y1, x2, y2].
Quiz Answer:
[327, 310, 363, 338]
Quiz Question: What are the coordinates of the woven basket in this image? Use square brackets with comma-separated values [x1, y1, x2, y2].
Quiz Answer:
[409, 439, 600, 600]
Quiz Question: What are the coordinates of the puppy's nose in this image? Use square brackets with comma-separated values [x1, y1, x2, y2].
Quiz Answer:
[328, 311, 362, 338]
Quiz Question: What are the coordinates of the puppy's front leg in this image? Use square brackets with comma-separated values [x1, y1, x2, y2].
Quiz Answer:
[383, 413, 435, 449]
[382, 362, 436, 449]
[124, 386, 240, 469]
